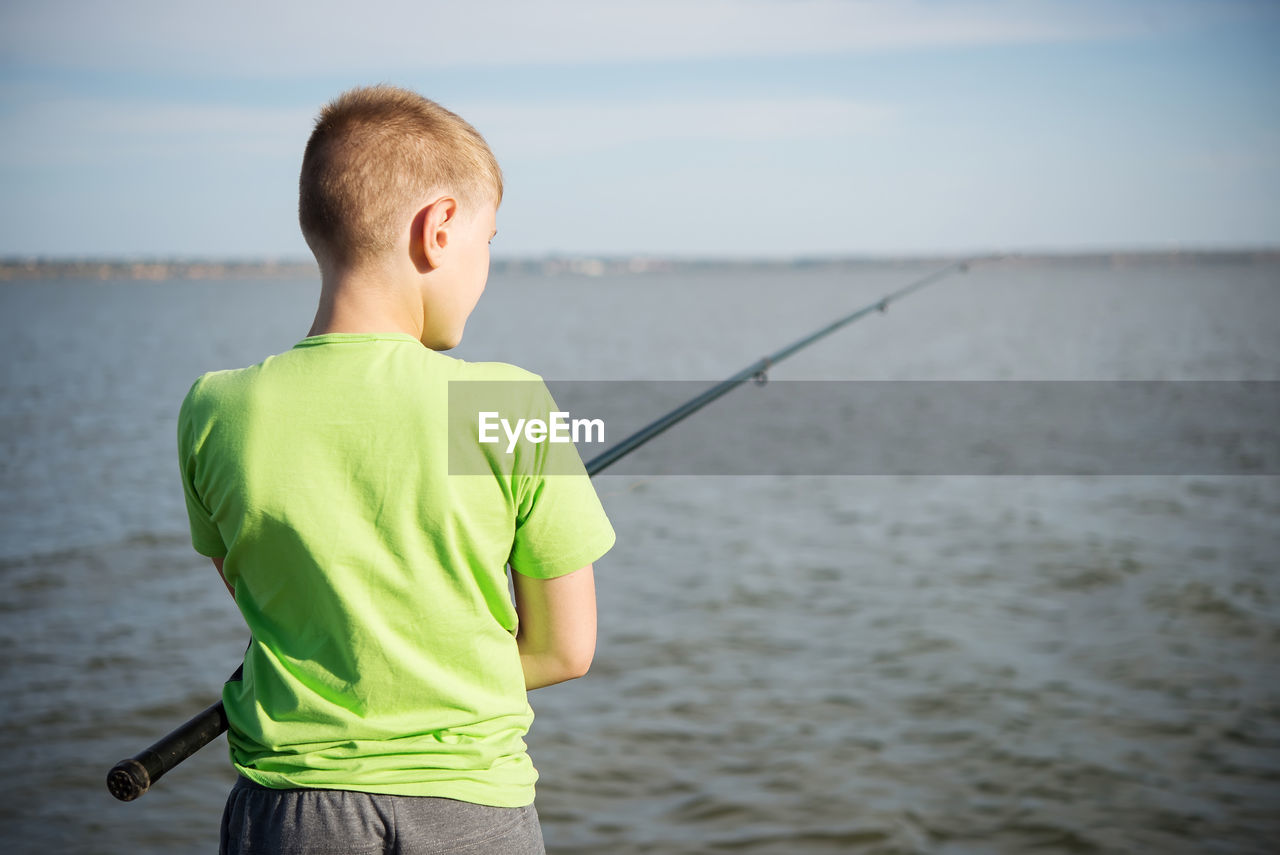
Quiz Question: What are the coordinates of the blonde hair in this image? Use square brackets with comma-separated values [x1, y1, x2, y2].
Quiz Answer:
[299, 85, 502, 267]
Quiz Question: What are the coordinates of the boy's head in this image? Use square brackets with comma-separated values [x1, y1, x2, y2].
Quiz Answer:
[299, 85, 502, 349]
[298, 85, 502, 271]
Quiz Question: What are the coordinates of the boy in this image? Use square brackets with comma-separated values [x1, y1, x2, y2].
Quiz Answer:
[178, 85, 614, 854]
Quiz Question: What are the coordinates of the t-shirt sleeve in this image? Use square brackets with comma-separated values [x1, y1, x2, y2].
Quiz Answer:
[177, 379, 228, 558]
[508, 380, 615, 578]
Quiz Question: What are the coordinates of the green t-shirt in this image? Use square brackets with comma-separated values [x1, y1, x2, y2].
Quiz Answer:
[177, 332, 615, 807]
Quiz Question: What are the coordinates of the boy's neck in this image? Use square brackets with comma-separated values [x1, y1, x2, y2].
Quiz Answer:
[307, 268, 423, 342]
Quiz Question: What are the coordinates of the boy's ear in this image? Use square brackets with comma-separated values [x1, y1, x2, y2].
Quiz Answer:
[417, 196, 458, 271]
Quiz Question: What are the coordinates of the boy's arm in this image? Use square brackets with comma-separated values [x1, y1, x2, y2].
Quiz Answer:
[512, 564, 596, 690]
[211, 556, 234, 599]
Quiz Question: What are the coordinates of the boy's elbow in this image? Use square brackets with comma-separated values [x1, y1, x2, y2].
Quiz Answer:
[555, 642, 594, 681]
[565, 647, 594, 680]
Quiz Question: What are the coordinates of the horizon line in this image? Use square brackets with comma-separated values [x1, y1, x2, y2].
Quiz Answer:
[5, 248, 1279, 284]
[3, 245, 1279, 266]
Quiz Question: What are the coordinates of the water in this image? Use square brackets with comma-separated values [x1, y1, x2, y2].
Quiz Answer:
[1, 258, 1278, 853]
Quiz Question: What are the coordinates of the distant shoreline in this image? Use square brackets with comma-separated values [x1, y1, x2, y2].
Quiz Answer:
[2, 249, 1277, 282]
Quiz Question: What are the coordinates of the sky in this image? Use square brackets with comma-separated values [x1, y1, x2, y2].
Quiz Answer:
[0, 0, 1277, 260]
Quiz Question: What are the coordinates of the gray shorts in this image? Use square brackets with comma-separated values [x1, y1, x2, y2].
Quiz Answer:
[220, 776, 545, 855]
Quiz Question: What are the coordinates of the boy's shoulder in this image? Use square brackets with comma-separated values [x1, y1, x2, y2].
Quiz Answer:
[180, 364, 248, 405]
[450, 357, 542, 384]
[445, 359, 557, 427]
[179, 356, 273, 410]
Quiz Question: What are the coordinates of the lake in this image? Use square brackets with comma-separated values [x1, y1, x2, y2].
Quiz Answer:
[1, 256, 1277, 853]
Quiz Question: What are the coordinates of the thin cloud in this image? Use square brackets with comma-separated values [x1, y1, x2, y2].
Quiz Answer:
[1, 0, 1267, 76]
[0, 94, 888, 166]
[0, 99, 314, 166]
[470, 97, 895, 157]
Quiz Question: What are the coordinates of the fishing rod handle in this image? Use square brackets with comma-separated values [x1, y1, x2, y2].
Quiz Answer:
[107, 699, 228, 801]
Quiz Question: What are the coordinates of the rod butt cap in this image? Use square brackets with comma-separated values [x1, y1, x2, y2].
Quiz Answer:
[107, 759, 151, 802]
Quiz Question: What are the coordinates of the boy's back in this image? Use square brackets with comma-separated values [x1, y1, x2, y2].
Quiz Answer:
[180, 331, 613, 807]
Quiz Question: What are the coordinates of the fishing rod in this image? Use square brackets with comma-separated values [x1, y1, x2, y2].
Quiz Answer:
[106, 255, 983, 802]
[583, 256, 980, 474]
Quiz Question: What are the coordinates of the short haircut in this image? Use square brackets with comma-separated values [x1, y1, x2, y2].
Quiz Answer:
[299, 85, 503, 267]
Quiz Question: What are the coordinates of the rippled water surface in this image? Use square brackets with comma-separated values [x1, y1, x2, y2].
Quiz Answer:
[1, 258, 1278, 853]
